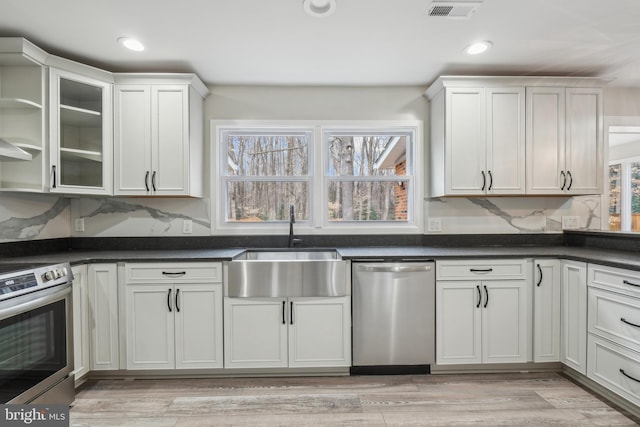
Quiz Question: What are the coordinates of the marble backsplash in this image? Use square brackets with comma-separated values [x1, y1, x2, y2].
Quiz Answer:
[0, 193, 602, 242]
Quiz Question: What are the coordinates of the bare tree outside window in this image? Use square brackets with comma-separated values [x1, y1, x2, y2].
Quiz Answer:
[224, 132, 310, 222]
[327, 133, 410, 222]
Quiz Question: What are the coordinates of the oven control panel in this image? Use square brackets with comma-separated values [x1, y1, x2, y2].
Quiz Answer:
[0, 273, 37, 295]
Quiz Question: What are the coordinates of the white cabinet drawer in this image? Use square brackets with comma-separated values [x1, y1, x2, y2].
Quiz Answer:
[587, 335, 640, 408]
[125, 262, 222, 283]
[589, 264, 640, 298]
[436, 259, 527, 280]
[588, 287, 640, 352]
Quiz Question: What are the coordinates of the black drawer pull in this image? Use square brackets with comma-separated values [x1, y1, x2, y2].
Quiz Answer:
[175, 288, 180, 312]
[167, 288, 172, 312]
[623, 280, 640, 288]
[470, 268, 493, 273]
[476, 285, 481, 308]
[620, 369, 640, 383]
[162, 271, 186, 276]
[621, 318, 640, 328]
[483, 285, 489, 308]
[282, 301, 286, 324]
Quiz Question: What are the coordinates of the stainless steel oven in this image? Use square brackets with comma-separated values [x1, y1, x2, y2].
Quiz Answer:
[0, 262, 74, 404]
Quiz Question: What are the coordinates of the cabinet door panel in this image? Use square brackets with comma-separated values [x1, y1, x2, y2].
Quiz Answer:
[175, 284, 223, 369]
[72, 264, 90, 382]
[436, 281, 482, 364]
[482, 280, 528, 363]
[224, 298, 288, 368]
[565, 88, 602, 194]
[533, 260, 561, 362]
[526, 87, 565, 194]
[289, 297, 351, 368]
[561, 260, 587, 374]
[115, 86, 152, 194]
[486, 87, 525, 194]
[88, 264, 119, 370]
[126, 285, 174, 370]
[446, 88, 485, 195]
[153, 86, 188, 194]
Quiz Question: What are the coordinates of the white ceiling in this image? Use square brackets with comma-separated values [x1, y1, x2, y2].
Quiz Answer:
[2, 0, 640, 87]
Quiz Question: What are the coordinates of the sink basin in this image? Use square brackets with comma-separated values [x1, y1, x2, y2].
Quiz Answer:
[226, 249, 346, 297]
[234, 249, 339, 261]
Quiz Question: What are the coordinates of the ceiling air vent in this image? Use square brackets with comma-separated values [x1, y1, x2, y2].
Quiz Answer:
[427, 1, 482, 19]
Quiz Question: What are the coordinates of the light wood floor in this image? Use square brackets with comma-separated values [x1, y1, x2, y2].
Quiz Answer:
[70, 372, 639, 426]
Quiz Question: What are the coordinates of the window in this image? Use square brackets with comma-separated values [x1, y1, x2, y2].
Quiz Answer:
[324, 130, 412, 222]
[221, 128, 312, 223]
[608, 159, 640, 231]
[213, 121, 422, 234]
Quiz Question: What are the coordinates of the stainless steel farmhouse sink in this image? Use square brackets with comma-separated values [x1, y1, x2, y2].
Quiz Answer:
[225, 249, 347, 298]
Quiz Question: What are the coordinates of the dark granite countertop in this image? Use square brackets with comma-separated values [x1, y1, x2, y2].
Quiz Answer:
[1, 245, 639, 272]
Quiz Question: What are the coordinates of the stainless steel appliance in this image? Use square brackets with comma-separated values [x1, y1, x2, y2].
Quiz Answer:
[0, 262, 75, 404]
[352, 261, 435, 374]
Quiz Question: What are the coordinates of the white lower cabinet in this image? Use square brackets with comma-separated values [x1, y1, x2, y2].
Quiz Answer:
[533, 259, 561, 362]
[560, 260, 587, 374]
[88, 263, 120, 371]
[71, 264, 90, 383]
[436, 260, 529, 365]
[124, 263, 223, 370]
[587, 263, 640, 407]
[224, 297, 351, 369]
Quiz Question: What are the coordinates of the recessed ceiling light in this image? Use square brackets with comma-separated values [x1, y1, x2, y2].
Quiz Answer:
[303, 0, 336, 17]
[118, 37, 145, 52]
[465, 41, 492, 55]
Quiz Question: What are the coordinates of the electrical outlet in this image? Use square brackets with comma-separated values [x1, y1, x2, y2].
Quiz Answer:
[562, 216, 579, 230]
[427, 217, 442, 232]
[182, 219, 193, 234]
[74, 218, 85, 232]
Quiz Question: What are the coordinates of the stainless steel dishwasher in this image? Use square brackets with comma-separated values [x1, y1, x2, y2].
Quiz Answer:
[352, 260, 435, 374]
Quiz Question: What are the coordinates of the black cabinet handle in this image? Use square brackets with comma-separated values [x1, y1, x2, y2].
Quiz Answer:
[52, 165, 57, 188]
[476, 285, 481, 308]
[481, 171, 486, 191]
[162, 271, 186, 277]
[282, 301, 286, 324]
[484, 285, 489, 308]
[620, 369, 640, 383]
[488, 170, 493, 191]
[167, 288, 172, 312]
[536, 264, 543, 287]
[145, 171, 150, 191]
[175, 288, 180, 312]
[152, 171, 157, 191]
[290, 301, 294, 325]
[621, 318, 640, 328]
[623, 280, 640, 288]
[560, 171, 566, 190]
[567, 171, 573, 190]
[470, 268, 493, 273]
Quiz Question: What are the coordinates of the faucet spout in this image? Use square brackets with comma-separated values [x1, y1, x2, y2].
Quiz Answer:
[288, 204, 302, 248]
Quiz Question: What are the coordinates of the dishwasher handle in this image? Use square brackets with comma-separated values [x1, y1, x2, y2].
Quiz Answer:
[356, 264, 433, 273]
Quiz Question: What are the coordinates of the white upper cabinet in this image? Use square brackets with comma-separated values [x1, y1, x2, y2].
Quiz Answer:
[0, 38, 48, 192]
[428, 78, 526, 197]
[49, 67, 113, 195]
[526, 86, 603, 195]
[114, 74, 208, 197]
[426, 76, 604, 197]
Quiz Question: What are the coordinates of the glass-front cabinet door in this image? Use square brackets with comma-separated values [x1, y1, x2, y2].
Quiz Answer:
[49, 68, 112, 194]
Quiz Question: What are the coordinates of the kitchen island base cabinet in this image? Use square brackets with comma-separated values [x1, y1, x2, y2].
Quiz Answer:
[124, 263, 223, 370]
[436, 260, 529, 365]
[224, 297, 351, 369]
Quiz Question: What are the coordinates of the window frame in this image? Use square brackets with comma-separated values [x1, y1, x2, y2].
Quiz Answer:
[608, 156, 640, 232]
[211, 120, 423, 235]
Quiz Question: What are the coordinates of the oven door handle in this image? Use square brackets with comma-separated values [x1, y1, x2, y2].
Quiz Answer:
[0, 285, 71, 321]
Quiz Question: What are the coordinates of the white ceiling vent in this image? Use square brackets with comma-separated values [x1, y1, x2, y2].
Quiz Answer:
[427, 1, 482, 19]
